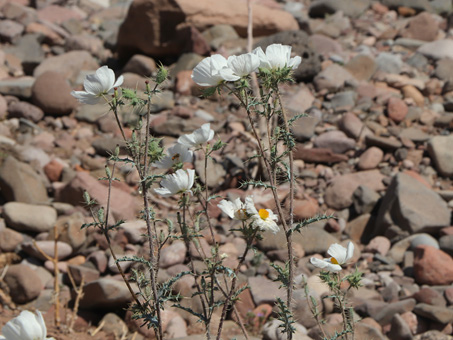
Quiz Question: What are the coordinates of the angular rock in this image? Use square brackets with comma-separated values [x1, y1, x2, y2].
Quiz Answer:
[400, 12, 439, 42]
[353, 185, 379, 214]
[388, 314, 413, 340]
[413, 287, 446, 307]
[293, 147, 348, 164]
[428, 135, 453, 177]
[117, 0, 298, 58]
[0, 77, 35, 98]
[418, 40, 453, 60]
[414, 245, 453, 285]
[248, 276, 285, 305]
[3, 202, 57, 233]
[7, 101, 44, 122]
[0, 227, 23, 252]
[324, 170, 385, 210]
[32, 71, 78, 116]
[413, 303, 453, 324]
[374, 299, 416, 326]
[314, 130, 355, 154]
[374, 173, 450, 235]
[50, 213, 87, 250]
[314, 64, 355, 92]
[79, 278, 133, 309]
[4, 264, 42, 304]
[344, 54, 377, 81]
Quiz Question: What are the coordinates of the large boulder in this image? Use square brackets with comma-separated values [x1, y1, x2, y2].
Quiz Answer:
[374, 173, 450, 236]
[117, 0, 298, 59]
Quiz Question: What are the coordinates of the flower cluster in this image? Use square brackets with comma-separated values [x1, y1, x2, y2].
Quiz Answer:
[0, 310, 55, 340]
[217, 196, 279, 234]
[192, 44, 301, 87]
[310, 242, 354, 272]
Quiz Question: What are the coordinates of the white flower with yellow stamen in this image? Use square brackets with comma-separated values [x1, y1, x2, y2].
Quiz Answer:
[310, 242, 354, 272]
[253, 44, 301, 71]
[154, 169, 195, 197]
[178, 123, 215, 149]
[217, 196, 254, 221]
[152, 143, 193, 169]
[246, 201, 279, 233]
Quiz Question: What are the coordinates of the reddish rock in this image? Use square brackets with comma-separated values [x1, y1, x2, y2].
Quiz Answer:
[414, 245, 453, 285]
[37, 5, 83, 24]
[123, 54, 157, 77]
[7, 101, 44, 122]
[0, 227, 23, 252]
[26, 22, 64, 45]
[358, 147, 384, 170]
[413, 287, 446, 307]
[444, 287, 453, 305]
[344, 54, 377, 81]
[365, 236, 391, 256]
[293, 147, 348, 164]
[32, 71, 78, 116]
[314, 130, 356, 154]
[387, 97, 408, 123]
[44, 159, 65, 182]
[4, 264, 42, 304]
[175, 70, 196, 96]
[293, 197, 319, 220]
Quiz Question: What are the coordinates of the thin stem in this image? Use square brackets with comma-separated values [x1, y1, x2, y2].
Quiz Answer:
[216, 224, 259, 340]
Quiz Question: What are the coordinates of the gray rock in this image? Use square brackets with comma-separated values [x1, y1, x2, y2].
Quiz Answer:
[0, 227, 23, 252]
[100, 313, 129, 339]
[194, 153, 226, 188]
[3, 202, 56, 233]
[365, 135, 402, 150]
[434, 59, 453, 81]
[309, 0, 370, 18]
[399, 128, 430, 142]
[91, 137, 126, 157]
[374, 173, 450, 235]
[79, 278, 133, 309]
[428, 135, 453, 177]
[123, 54, 156, 77]
[376, 52, 403, 74]
[0, 19, 24, 43]
[353, 185, 380, 215]
[4, 34, 45, 75]
[410, 234, 439, 250]
[388, 233, 434, 264]
[68, 264, 100, 285]
[22, 240, 73, 261]
[159, 241, 187, 269]
[201, 24, 239, 50]
[329, 91, 357, 111]
[413, 303, 453, 324]
[314, 130, 356, 154]
[171, 53, 205, 77]
[0, 76, 35, 98]
[314, 63, 355, 92]
[373, 299, 416, 326]
[388, 314, 413, 340]
[248, 276, 285, 305]
[254, 30, 321, 81]
[7, 101, 44, 122]
[418, 40, 453, 60]
[439, 235, 453, 256]
[4, 264, 42, 304]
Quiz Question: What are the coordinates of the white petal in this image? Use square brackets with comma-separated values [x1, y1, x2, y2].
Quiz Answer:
[310, 257, 342, 272]
[210, 54, 228, 70]
[219, 67, 240, 81]
[192, 58, 216, 87]
[83, 73, 105, 95]
[95, 65, 115, 92]
[218, 200, 235, 219]
[154, 187, 172, 197]
[186, 169, 195, 190]
[113, 75, 124, 88]
[327, 243, 348, 265]
[253, 47, 271, 69]
[288, 56, 301, 70]
[71, 90, 100, 105]
[178, 134, 197, 148]
[345, 241, 354, 262]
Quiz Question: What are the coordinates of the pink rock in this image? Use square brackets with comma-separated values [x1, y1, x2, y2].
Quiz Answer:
[4, 264, 42, 304]
[7, 101, 44, 122]
[314, 130, 356, 154]
[400, 12, 439, 42]
[358, 147, 384, 170]
[293, 197, 319, 220]
[444, 287, 453, 305]
[413, 287, 446, 307]
[44, 159, 65, 182]
[175, 70, 196, 96]
[365, 236, 391, 256]
[414, 245, 453, 285]
[37, 5, 83, 24]
[159, 241, 187, 268]
[123, 54, 157, 77]
[387, 97, 408, 123]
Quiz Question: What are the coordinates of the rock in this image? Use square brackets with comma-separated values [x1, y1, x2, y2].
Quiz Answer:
[159, 241, 187, 268]
[410, 234, 439, 250]
[33, 51, 99, 83]
[434, 59, 453, 81]
[413, 287, 446, 307]
[358, 147, 384, 170]
[295, 225, 339, 255]
[324, 170, 385, 210]
[309, 34, 344, 59]
[440, 235, 453, 256]
[248, 276, 285, 305]
[166, 313, 188, 339]
[387, 97, 408, 123]
[428, 135, 453, 177]
[338, 112, 371, 139]
[55, 171, 137, 221]
[374, 299, 416, 326]
[418, 40, 453, 61]
[376, 52, 403, 74]
[388, 314, 413, 340]
[202, 24, 239, 50]
[0, 20, 24, 43]
[414, 245, 453, 285]
[314, 130, 355, 154]
[22, 240, 73, 261]
[381, 0, 432, 12]
[3, 34, 45, 75]
[3, 202, 57, 233]
[0, 77, 35, 99]
[43, 159, 65, 182]
[254, 30, 321, 81]
[353, 186, 380, 215]
[399, 127, 430, 142]
[7, 101, 44, 122]
[366, 135, 402, 150]
[413, 303, 453, 324]
[100, 313, 129, 339]
[0, 227, 23, 252]
[67, 264, 101, 285]
[309, 0, 371, 18]
[37, 5, 83, 24]
[329, 91, 357, 111]
[294, 147, 348, 164]
[123, 54, 157, 77]
[31, 71, 78, 116]
[400, 12, 439, 42]
[293, 197, 319, 220]
[79, 278, 133, 309]
[314, 64, 355, 92]
[344, 54, 377, 81]
[194, 154, 226, 188]
[50, 213, 87, 250]
[374, 173, 450, 235]
[117, 0, 298, 58]
[4, 264, 42, 304]
[365, 236, 391, 256]
[65, 34, 107, 60]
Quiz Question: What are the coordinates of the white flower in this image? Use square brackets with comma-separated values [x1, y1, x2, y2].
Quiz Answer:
[178, 123, 214, 149]
[0, 310, 55, 340]
[217, 196, 254, 221]
[154, 169, 195, 197]
[152, 143, 193, 169]
[71, 65, 124, 105]
[246, 201, 279, 233]
[219, 53, 260, 81]
[309, 242, 354, 272]
[192, 54, 229, 87]
[253, 44, 301, 71]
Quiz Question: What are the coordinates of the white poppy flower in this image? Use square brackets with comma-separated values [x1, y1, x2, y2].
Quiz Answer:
[154, 169, 195, 197]
[246, 201, 279, 233]
[218, 196, 254, 221]
[191, 54, 230, 87]
[309, 242, 354, 272]
[0, 310, 55, 340]
[71, 65, 124, 105]
[253, 44, 301, 71]
[152, 143, 193, 169]
[178, 123, 214, 149]
[219, 53, 260, 81]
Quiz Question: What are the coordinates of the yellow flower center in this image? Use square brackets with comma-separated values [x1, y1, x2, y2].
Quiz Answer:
[172, 153, 181, 161]
[259, 209, 269, 220]
[331, 257, 339, 265]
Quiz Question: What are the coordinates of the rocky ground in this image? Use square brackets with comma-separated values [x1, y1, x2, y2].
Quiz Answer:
[1, 0, 453, 339]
